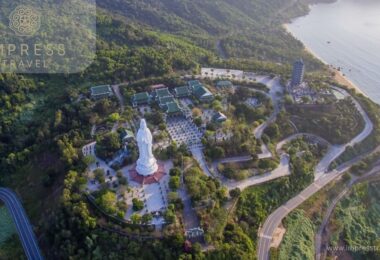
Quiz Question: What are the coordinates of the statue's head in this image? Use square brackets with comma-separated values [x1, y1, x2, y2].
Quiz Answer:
[140, 119, 147, 129]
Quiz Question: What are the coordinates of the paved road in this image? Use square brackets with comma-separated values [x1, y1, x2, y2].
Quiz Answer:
[259, 144, 273, 159]
[215, 155, 252, 164]
[227, 154, 290, 191]
[212, 154, 290, 192]
[254, 77, 283, 140]
[257, 88, 374, 260]
[252, 77, 284, 159]
[0, 188, 43, 260]
[314, 86, 374, 179]
[258, 166, 346, 260]
[315, 164, 380, 260]
[276, 133, 331, 154]
[190, 147, 213, 177]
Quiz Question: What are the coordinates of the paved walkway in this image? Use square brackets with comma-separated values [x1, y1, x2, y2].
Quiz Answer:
[178, 187, 200, 230]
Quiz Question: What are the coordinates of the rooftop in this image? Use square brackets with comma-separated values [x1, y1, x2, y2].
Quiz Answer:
[133, 92, 150, 101]
[213, 112, 227, 122]
[165, 102, 182, 114]
[120, 129, 135, 140]
[150, 84, 167, 90]
[159, 96, 176, 106]
[91, 85, 112, 95]
[193, 84, 213, 99]
[188, 80, 201, 87]
[174, 86, 191, 96]
[155, 88, 172, 99]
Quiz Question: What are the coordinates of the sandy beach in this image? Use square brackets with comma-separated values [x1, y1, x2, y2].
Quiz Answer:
[283, 23, 368, 97]
[330, 67, 367, 97]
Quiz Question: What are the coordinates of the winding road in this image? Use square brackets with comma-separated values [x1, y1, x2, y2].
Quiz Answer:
[315, 163, 380, 260]
[207, 76, 293, 192]
[0, 188, 43, 260]
[257, 86, 374, 260]
[314, 87, 373, 180]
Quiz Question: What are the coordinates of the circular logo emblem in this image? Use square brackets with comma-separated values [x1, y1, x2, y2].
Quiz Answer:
[9, 5, 41, 36]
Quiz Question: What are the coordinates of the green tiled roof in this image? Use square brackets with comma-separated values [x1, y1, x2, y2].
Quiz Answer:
[133, 92, 150, 102]
[193, 85, 213, 99]
[159, 96, 175, 106]
[174, 86, 191, 97]
[166, 102, 182, 114]
[155, 88, 171, 98]
[91, 85, 112, 95]
[188, 80, 201, 87]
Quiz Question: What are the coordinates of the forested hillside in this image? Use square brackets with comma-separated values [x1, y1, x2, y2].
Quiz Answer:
[0, 0, 331, 258]
[1, 0, 327, 181]
[97, 0, 323, 68]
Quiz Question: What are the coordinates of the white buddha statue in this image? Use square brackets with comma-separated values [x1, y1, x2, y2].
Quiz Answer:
[136, 119, 158, 176]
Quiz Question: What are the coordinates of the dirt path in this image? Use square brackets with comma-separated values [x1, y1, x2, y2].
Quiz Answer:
[216, 39, 228, 59]
[112, 84, 125, 112]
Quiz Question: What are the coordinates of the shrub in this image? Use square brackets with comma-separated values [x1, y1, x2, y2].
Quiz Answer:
[132, 198, 144, 211]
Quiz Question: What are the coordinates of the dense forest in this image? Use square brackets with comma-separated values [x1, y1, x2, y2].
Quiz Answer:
[97, 0, 324, 70]
[0, 0, 337, 259]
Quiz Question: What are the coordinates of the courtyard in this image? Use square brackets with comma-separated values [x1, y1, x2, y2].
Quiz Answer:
[84, 144, 173, 226]
[166, 116, 203, 149]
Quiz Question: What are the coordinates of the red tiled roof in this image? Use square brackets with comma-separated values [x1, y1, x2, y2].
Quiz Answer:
[129, 163, 166, 185]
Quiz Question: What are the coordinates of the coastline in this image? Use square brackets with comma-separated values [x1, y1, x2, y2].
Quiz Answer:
[283, 24, 368, 97]
[330, 68, 367, 97]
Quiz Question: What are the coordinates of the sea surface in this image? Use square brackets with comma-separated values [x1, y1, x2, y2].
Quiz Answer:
[287, 0, 380, 104]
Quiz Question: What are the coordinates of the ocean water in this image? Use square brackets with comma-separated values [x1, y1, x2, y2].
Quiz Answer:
[287, 0, 380, 104]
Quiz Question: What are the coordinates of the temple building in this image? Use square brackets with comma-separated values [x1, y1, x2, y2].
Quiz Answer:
[91, 85, 113, 100]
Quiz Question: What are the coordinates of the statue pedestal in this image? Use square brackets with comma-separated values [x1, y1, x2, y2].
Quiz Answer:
[129, 162, 166, 185]
[136, 157, 158, 177]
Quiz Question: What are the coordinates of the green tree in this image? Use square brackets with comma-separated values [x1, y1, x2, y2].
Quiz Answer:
[169, 176, 180, 190]
[265, 123, 280, 139]
[83, 155, 96, 166]
[141, 214, 153, 224]
[54, 109, 63, 128]
[229, 188, 241, 198]
[170, 167, 181, 177]
[94, 168, 105, 183]
[108, 113, 120, 122]
[130, 213, 141, 224]
[96, 191, 117, 215]
[96, 132, 121, 159]
[132, 198, 144, 211]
